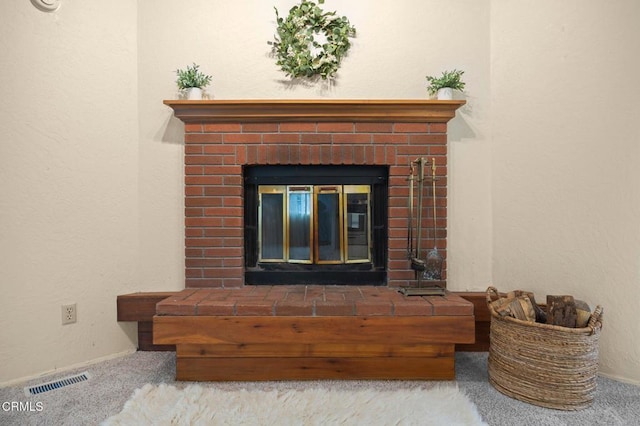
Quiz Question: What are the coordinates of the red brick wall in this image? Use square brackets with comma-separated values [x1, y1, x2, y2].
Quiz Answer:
[183, 121, 448, 288]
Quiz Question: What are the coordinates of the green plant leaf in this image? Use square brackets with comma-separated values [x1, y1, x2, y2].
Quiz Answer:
[175, 63, 213, 90]
[425, 69, 466, 95]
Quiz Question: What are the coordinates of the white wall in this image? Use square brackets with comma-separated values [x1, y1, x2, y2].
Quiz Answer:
[1, 0, 638, 384]
[491, 1, 640, 382]
[0, 1, 139, 383]
[136, 0, 493, 293]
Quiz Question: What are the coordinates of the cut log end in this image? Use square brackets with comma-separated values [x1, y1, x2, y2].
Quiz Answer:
[547, 295, 578, 328]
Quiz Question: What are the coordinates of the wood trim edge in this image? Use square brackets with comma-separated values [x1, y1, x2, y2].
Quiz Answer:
[163, 99, 466, 123]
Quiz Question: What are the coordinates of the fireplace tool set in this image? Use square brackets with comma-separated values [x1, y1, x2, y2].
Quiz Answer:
[401, 157, 445, 296]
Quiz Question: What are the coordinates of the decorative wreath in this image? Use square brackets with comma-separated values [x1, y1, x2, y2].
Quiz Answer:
[269, 0, 356, 80]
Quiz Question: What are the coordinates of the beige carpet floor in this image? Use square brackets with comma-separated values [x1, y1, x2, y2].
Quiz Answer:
[1, 352, 639, 425]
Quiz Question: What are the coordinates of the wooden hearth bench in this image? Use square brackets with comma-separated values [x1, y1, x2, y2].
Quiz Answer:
[151, 286, 474, 381]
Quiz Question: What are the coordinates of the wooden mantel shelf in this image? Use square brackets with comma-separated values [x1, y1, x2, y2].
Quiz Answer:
[163, 99, 466, 123]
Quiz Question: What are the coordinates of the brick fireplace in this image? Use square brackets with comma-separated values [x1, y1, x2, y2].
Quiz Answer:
[155, 99, 472, 381]
[164, 99, 465, 290]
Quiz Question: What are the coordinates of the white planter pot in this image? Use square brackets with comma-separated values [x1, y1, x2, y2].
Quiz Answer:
[436, 87, 453, 100]
[187, 87, 203, 100]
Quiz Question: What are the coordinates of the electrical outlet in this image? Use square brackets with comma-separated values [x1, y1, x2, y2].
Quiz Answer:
[61, 304, 77, 325]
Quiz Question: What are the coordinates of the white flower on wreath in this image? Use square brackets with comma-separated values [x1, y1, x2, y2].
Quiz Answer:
[309, 32, 328, 58]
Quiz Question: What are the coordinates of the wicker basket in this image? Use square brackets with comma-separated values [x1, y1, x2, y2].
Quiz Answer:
[486, 286, 603, 410]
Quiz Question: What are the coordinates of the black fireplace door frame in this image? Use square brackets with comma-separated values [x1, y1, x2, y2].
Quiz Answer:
[244, 165, 388, 285]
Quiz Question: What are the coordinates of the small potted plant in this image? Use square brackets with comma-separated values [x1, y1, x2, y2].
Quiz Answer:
[425, 69, 465, 100]
[175, 63, 212, 100]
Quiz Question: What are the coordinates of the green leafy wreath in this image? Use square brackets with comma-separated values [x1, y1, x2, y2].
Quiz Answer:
[269, 0, 356, 80]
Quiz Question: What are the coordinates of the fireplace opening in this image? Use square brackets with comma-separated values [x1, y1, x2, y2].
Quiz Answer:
[244, 165, 388, 285]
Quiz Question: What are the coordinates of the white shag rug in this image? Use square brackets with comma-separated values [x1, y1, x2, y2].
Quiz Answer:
[103, 383, 487, 426]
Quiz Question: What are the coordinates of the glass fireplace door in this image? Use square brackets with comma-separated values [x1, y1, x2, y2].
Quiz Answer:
[287, 186, 313, 263]
[258, 185, 370, 264]
[344, 185, 371, 263]
[314, 186, 344, 264]
[258, 186, 285, 262]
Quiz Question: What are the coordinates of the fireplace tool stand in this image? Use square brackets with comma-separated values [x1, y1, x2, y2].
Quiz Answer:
[400, 157, 445, 296]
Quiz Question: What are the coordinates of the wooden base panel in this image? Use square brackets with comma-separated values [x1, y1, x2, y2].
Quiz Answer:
[457, 321, 490, 352]
[176, 343, 455, 380]
[117, 292, 177, 322]
[138, 322, 175, 352]
[117, 292, 177, 351]
[177, 343, 454, 358]
[176, 353, 455, 381]
[154, 315, 472, 381]
[455, 292, 494, 352]
[154, 316, 475, 346]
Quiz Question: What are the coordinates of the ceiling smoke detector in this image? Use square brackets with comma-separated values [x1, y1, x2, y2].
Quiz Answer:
[31, 0, 61, 12]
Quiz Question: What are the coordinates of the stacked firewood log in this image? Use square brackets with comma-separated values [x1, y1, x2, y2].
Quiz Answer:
[490, 290, 592, 328]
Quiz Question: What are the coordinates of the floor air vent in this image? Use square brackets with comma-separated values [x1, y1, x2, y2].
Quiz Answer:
[24, 372, 90, 396]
